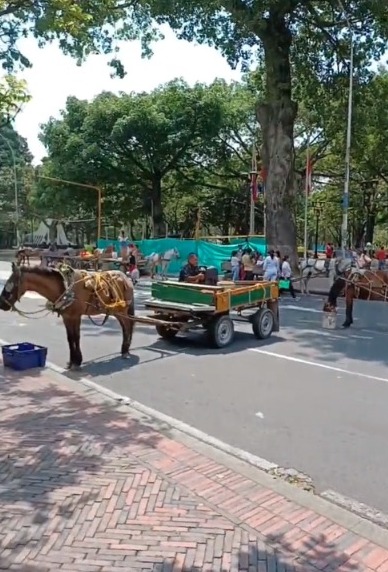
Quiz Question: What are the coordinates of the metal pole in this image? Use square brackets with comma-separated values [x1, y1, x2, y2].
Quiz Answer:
[303, 141, 310, 260]
[249, 140, 257, 236]
[340, 6, 354, 255]
[314, 210, 320, 258]
[97, 187, 101, 243]
[249, 194, 255, 236]
[0, 133, 19, 247]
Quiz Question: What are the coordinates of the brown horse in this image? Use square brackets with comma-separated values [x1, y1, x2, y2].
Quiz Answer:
[323, 268, 388, 328]
[16, 247, 42, 266]
[0, 263, 135, 369]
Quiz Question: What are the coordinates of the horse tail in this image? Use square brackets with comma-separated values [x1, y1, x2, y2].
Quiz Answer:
[127, 297, 135, 346]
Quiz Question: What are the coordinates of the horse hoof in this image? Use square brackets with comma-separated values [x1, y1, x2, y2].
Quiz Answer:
[121, 353, 130, 359]
[67, 362, 81, 371]
[342, 323, 351, 329]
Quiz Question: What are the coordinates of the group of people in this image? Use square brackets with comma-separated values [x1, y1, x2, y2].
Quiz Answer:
[230, 247, 298, 299]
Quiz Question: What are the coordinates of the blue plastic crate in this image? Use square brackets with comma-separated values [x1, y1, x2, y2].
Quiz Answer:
[2, 342, 47, 371]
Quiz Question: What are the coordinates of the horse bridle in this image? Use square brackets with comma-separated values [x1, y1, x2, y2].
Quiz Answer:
[1, 265, 22, 310]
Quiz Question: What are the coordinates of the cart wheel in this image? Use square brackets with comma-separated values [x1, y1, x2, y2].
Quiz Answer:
[251, 308, 274, 339]
[207, 315, 234, 348]
[155, 324, 178, 340]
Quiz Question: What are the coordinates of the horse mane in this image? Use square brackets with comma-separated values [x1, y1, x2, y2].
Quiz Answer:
[19, 266, 66, 289]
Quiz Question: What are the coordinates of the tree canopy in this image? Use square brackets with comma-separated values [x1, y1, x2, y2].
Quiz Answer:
[136, 0, 388, 263]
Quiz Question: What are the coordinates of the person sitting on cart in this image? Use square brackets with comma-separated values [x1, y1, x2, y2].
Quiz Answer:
[179, 253, 205, 284]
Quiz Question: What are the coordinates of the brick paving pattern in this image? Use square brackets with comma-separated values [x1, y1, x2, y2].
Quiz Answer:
[0, 366, 387, 571]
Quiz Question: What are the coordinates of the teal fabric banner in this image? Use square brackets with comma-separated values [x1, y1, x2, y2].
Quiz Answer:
[97, 237, 267, 275]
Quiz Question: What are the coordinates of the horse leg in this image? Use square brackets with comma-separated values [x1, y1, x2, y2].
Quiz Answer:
[63, 316, 83, 369]
[343, 285, 354, 328]
[116, 299, 135, 358]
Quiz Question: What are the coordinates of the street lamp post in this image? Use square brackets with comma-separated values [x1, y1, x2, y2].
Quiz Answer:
[338, 0, 354, 256]
[313, 204, 322, 258]
[0, 132, 20, 247]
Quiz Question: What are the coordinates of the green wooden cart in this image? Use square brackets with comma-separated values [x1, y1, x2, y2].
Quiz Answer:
[144, 280, 280, 348]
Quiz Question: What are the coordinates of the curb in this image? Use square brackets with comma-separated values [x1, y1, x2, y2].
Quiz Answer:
[37, 361, 388, 548]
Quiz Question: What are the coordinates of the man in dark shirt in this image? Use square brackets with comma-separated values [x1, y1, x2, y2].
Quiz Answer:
[179, 253, 205, 284]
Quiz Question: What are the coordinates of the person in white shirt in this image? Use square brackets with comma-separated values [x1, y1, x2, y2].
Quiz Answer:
[281, 255, 298, 299]
[263, 250, 279, 281]
[230, 251, 240, 281]
[358, 250, 371, 269]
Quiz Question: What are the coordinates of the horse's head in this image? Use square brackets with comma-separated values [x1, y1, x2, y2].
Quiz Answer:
[335, 258, 351, 276]
[173, 248, 180, 259]
[0, 262, 23, 311]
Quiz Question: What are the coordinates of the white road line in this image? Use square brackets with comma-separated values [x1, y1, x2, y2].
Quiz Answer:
[249, 348, 388, 383]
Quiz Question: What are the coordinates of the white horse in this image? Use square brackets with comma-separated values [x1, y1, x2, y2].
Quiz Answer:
[146, 248, 180, 279]
[298, 258, 336, 294]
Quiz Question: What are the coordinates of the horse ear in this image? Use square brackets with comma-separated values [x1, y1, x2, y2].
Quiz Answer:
[11, 262, 16, 272]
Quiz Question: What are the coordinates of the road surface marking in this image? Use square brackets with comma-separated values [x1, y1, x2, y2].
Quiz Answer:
[249, 348, 388, 383]
[287, 327, 372, 340]
[255, 411, 264, 419]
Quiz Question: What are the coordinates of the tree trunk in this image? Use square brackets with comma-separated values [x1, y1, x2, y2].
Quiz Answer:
[256, 15, 298, 267]
[44, 219, 57, 243]
[365, 212, 375, 245]
[151, 176, 166, 237]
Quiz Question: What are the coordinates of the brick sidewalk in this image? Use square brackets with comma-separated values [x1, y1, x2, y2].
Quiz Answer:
[1, 367, 388, 571]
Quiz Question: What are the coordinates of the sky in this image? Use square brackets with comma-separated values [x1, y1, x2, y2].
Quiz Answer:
[12, 26, 242, 164]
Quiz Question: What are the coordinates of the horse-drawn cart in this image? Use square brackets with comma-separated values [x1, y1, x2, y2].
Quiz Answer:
[144, 280, 280, 348]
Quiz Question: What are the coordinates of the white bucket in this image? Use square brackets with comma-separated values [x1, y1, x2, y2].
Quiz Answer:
[322, 312, 337, 329]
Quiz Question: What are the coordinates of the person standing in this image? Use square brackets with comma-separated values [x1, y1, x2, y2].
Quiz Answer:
[230, 250, 240, 281]
[281, 255, 299, 300]
[376, 245, 386, 270]
[263, 250, 279, 281]
[242, 248, 255, 280]
[118, 230, 129, 261]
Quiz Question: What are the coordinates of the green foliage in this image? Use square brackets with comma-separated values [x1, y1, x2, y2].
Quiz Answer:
[37, 79, 257, 236]
[0, 124, 33, 221]
[0, 76, 30, 122]
[0, 0, 158, 76]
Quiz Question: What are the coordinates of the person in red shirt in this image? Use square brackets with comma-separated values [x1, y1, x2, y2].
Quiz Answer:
[325, 242, 334, 276]
[376, 245, 386, 270]
[325, 242, 334, 258]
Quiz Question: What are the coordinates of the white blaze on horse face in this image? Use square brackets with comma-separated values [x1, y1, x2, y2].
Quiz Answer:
[4, 278, 14, 293]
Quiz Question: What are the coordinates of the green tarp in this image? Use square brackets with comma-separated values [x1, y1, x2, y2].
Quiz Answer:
[97, 237, 267, 274]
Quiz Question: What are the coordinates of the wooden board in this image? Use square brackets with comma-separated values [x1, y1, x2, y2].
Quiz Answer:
[144, 299, 215, 312]
[150, 280, 278, 311]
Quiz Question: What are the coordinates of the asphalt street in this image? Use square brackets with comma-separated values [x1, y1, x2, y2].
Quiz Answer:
[1, 261, 388, 518]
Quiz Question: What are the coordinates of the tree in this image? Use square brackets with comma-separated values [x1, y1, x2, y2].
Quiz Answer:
[39, 80, 248, 236]
[0, 124, 33, 246]
[0, 76, 30, 122]
[142, 0, 388, 263]
[0, 1, 159, 76]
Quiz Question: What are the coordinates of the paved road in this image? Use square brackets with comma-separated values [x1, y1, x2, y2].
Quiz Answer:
[2, 261, 388, 518]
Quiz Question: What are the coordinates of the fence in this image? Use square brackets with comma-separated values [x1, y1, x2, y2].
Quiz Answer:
[97, 237, 267, 274]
